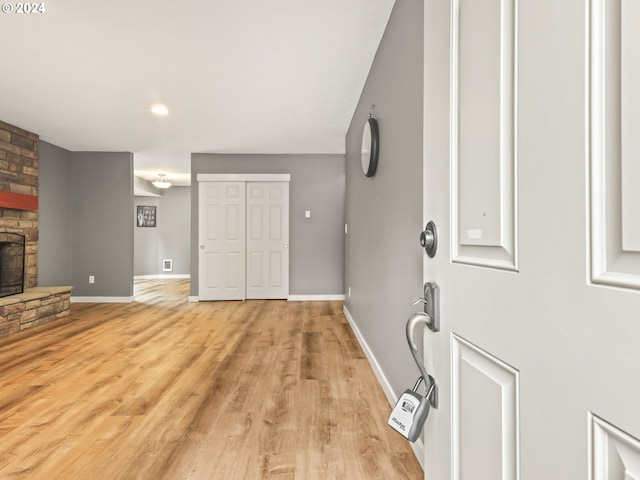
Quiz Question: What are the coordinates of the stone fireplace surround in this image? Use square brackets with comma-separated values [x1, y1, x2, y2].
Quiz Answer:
[0, 120, 72, 338]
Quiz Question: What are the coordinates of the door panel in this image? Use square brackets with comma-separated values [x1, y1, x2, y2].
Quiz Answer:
[591, 0, 640, 289]
[592, 415, 640, 480]
[226, 205, 241, 240]
[422, 0, 640, 478]
[246, 182, 289, 299]
[225, 252, 242, 289]
[620, 2, 640, 252]
[204, 253, 220, 289]
[452, 0, 517, 270]
[269, 252, 283, 287]
[198, 182, 246, 300]
[249, 205, 263, 240]
[270, 205, 283, 240]
[452, 336, 518, 480]
[206, 204, 220, 239]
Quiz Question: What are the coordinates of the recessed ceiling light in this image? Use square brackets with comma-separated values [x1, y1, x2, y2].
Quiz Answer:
[151, 104, 169, 116]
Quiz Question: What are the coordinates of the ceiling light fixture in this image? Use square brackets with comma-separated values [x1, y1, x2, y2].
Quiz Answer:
[150, 104, 169, 116]
[152, 174, 172, 189]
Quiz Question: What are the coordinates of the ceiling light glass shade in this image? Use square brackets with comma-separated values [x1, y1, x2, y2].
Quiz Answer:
[152, 174, 172, 189]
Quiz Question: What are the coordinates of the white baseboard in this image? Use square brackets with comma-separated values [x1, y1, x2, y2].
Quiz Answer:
[342, 305, 425, 470]
[71, 296, 134, 303]
[287, 294, 345, 301]
[189, 295, 345, 302]
[343, 306, 395, 403]
[134, 274, 191, 279]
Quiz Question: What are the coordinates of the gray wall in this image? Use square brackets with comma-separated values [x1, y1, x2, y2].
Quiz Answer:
[345, 0, 424, 396]
[38, 141, 72, 286]
[134, 186, 191, 276]
[70, 152, 134, 297]
[134, 196, 160, 275]
[190, 154, 345, 297]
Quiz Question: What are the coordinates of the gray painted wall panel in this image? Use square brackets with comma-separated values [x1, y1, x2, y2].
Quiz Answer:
[158, 187, 191, 275]
[190, 154, 345, 297]
[38, 141, 72, 286]
[134, 187, 191, 276]
[40, 143, 185, 292]
[70, 152, 134, 297]
[345, 0, 424, 397]
[134, 197, 160, 275]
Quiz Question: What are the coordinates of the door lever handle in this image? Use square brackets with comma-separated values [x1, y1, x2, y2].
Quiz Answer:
[408, 309, 436, 333]
[410, 282, 440, 332]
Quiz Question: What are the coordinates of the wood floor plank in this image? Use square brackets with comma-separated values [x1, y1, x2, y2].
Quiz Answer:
[0, 279, 423, 479]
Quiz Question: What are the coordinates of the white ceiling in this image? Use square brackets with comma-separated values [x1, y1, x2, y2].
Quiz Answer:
[0, 0, 395, 186]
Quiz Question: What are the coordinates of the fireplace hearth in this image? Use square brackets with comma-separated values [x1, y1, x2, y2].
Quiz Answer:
[0, 232, 25, 298]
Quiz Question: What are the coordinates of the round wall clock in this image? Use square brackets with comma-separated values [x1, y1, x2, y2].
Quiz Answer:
[361, 116, 379, 177]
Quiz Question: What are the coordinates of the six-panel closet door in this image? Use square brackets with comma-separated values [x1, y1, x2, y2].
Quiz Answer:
[246, 182, 289, 299]
[198, 180, 289, 301]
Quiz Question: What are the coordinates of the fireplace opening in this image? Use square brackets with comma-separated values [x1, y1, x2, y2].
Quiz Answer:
[0, 232, 25, 298]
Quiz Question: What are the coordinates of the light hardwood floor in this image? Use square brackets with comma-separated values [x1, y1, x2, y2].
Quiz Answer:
[0, 279, 423, 479]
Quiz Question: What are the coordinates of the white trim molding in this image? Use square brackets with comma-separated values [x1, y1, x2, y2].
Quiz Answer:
[287, 294, 345, 301]
[197, 174, 291, 182]
[71, 296, 134, 303]
[343, 305, 425, 469]
[134, 274, 191, 280]
[343, 306, 395, 403]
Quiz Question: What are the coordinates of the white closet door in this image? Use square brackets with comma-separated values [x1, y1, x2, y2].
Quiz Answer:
[246, 182, 289, 299]
[198, 182, 246, 300]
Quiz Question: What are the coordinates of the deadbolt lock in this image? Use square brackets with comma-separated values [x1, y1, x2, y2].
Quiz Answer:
[420, 221, 438, 258]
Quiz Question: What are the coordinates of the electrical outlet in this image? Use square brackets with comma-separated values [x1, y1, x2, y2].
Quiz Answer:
[89, 275, 95, 284]
[348, 286, 351, 297]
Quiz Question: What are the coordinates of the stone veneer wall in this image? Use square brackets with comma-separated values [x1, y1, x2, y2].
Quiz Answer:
[0, 287, 72, 337]
[0, 121, 72, 339]
[0, 120, 39, 288]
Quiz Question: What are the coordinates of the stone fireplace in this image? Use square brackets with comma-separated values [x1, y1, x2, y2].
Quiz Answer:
[0, 232, 25, 298]
[0, 120, 72, 338]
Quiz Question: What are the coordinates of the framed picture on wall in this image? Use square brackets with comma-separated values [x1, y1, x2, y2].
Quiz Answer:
[137, 206, 157, 227]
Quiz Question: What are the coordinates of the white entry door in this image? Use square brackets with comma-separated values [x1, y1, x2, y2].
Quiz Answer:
[422, 0, 640, 479]
[246, 182, 289, 299]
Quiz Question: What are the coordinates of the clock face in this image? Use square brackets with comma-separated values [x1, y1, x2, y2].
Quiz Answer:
[361, 117, 379, 177]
